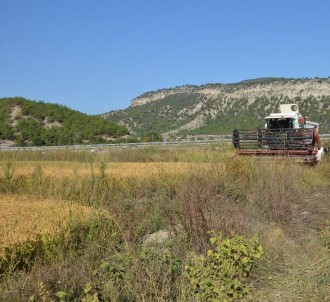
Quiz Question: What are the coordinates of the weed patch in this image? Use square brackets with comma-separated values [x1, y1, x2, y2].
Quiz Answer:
[184, 231, 263, 301]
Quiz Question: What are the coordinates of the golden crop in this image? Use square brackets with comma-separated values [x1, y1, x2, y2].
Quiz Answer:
[0, 161, 212, 178]
[0, 160, 217, 259]
[0, 194, 96, 257]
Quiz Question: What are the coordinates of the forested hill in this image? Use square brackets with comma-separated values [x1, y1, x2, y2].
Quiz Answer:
[0, 97, 129, 146]
[103, 78, 330, 136]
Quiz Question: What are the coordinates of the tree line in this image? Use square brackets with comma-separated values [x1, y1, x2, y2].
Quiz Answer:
[0, 97, 129, 146]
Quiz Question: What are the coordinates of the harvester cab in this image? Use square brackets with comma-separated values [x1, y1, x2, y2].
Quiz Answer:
[232, 104, 325, 162]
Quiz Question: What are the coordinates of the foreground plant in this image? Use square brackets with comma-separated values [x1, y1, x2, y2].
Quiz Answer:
[184, 231, 263, 302]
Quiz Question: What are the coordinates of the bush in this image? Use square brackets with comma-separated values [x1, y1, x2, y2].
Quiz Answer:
[184, 231, 263, 301]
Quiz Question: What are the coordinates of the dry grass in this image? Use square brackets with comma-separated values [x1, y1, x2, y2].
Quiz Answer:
[0, 194, 97, 257]
[0, 161, 212, 179]
[0, 147, 329, 301]
[248, 167, 330, 302]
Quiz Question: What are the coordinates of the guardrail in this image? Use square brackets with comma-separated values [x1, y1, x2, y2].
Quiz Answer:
[0, 134, 329, 152]
[0, 139, 232, 152]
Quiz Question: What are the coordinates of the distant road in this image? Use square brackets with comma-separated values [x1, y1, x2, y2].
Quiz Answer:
[1, 135, 329, 152]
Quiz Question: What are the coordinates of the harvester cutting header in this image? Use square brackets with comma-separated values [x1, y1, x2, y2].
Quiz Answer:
[232, 104, 326, 162]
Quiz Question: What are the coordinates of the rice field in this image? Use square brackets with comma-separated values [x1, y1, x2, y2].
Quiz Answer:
[0, 146, 329, 301]
[0, 161, 210, 178]
[0, 194, 97, 256]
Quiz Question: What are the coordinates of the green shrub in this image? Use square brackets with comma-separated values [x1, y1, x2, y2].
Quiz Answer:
[184, 231, 263, 302]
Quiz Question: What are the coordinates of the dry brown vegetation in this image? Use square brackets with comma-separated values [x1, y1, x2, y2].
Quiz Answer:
[0, 144, 329, 301]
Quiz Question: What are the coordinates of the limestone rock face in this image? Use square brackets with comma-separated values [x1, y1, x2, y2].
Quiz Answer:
[131, 79, 330, 107]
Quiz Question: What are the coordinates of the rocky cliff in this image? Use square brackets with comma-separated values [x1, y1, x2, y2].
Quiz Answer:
[131, 78, 330, 106]
[104, 78, 330, 136]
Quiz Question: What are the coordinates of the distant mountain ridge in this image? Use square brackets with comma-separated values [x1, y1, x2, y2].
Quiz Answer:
[103, 78, 330, 136]
[131, 78, 330, 106]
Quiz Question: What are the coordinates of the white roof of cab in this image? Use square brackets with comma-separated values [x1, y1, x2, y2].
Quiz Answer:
[265, 104, 299, 119]
[265, 113, 296, 119]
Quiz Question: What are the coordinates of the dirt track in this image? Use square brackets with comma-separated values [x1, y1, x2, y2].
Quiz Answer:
[253, 184, 330, 301]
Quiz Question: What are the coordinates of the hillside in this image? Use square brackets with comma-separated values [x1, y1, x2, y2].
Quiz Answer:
[0, 97, 129, 146]
[103, 78, 330, 136]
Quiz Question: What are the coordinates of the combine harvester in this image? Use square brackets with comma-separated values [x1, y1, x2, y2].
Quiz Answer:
[232, 104, 326, 163]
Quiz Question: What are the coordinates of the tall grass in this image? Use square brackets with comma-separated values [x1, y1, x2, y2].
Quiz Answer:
[0, 147, 329, 301]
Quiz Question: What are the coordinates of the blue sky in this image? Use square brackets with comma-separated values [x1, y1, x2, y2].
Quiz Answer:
[1, 0, 329, 114]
